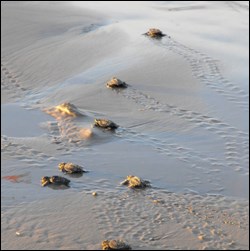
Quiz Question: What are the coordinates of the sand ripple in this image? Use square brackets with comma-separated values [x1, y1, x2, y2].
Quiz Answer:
[92, 189, 249, 250]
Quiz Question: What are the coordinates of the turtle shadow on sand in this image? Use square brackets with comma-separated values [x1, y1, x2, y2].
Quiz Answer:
[64, 172, 84, 178]
[45, 183, 70, 190]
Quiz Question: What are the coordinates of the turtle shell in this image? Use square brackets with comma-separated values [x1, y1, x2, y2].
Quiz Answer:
[121, 175, 150, 189]
[58, 162, 86, 173]
[49, 176, 70, 186]
[145, 28, 166, 38]
[102, 240, 110, 250]
[106, 77, 127, 89]
[41, 176, 50, 186]
[94, 119, 119, 130]
[102, 240, 131, 250]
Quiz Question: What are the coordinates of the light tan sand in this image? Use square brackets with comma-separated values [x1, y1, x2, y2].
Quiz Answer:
[1, 1, 249, 250]
[1, 190, 249, 250]
[1, 1, 128, 103]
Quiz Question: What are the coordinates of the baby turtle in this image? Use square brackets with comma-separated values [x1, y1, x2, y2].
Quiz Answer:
[94, 119, 119, 130]
[58, 162, 87, 174]
[144, 28, 166, 38]
[121, 175, 151, 189]
[41, 176, 70, 187]
[102, 240, 132, 250]
[106, 77, 127, 89]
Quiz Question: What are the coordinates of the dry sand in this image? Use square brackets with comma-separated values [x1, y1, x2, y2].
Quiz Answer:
[1, 1, 249, 250]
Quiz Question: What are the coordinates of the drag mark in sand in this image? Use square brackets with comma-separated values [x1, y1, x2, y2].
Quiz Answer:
[115, 127, 234, 193]
[40, 97, 248, 181]
[1, 62, 28, 101]
[117, 87, 248, 174]
[226, 1, 249, 11]
[42, 101, 227, 183]
[92, 189, 249, 250]
[43, 103, 134, 150]
[158, 37, 249, 112]
[44, 102, 91, 144]
[81, 23, 104, 35]
[43, 106, 231, 191]
[1, 135, 57, 166]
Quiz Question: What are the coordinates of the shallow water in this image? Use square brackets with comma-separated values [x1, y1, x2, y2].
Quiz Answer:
[1, 104, 50, 137]
[1, 1, 249, 250]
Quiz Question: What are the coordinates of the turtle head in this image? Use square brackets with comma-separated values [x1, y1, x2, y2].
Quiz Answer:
[101, 240, 110, 250]
[41, 176, 50, 186]
[94, 119, 99, 126]
[58, 162, 66, 171]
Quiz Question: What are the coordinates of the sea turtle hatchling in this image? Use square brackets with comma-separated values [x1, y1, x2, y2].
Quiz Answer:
[41, 176, 70, 187]
[106, 77, 128, 89]
[102, 240, 132, 250]
[58, 162, 87, 174]
[144, 28, 166, 38]
[121, 175, 151, 189]
[94, 119, 119, 130]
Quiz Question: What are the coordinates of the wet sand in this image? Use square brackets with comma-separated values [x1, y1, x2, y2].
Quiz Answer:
[1, 1, 249, 250]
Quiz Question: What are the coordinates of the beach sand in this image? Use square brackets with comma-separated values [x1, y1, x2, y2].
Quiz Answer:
[1, 1, 249, 250]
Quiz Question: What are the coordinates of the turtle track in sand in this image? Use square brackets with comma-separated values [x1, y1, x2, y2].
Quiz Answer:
[226, 1, 249, 12]
[158, 36, 249, 112]
[115, 86, 248, 175]
[45, 117, 92, 145]
[115, 127, 231, 191]
[43, 103, 132, 150]
[1, 193, 102, 250]
[92, 189, 249, 250]
[1, 61, 62, 180]
[1, 135, 58, 167]
[1, 61, 29, 102]
[43, 101, 244, 189]
[107, 22, 248, 176]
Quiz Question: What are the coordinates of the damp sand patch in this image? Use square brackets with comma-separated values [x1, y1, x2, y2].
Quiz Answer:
[1, 104, 50, 138]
